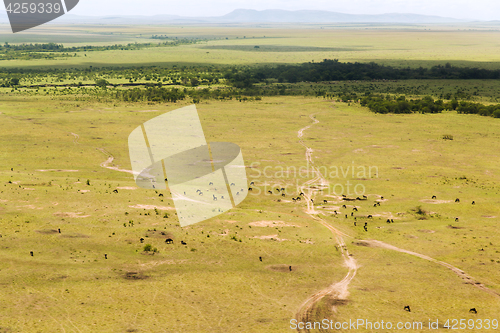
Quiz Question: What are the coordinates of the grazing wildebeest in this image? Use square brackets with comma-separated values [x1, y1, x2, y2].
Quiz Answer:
[268, 190, 272, 194]
[351, 212, 354, 217]
[432, 195, 436, 199]
[300, 192, 305, 196]
[323, 200, 327, 204]
[455, 198, 460, 202]
[140, 238, 144, 243]
[455, 217, 459, 222]
[296, 197, 301, 201]
[342, 194, 346, 198]
[248, 187, 253, 191]
[353, 207, 358, 212]
[113, 189, 118, 193]
[289, 266, 292, 272]
[472, 201, 475, 205]
[362, 195, 367, 199]
[250, 182, 254, 186]
[377, 202, 380, 206]
[181, 241, 187, 245]
[199, 192, 203, 196]
[259, 256, 262, 262]
[363, 226, 367, 232]
[310, 199, 313, 203]
[104, 254, 107, 259]
[282, 193, 286, 197]
[30, 251, 33, 256]
[364, 222, 368, 226]
[342, 205, 347, 209]
[281, 188, 285, 192]
[165, 238, 173, 244]
[345, 214, 348, 218]
[209, 182, 213, 185]
[58, 228, 61, 233]
[213, 195, 217, 201]
[354, 222, 357, 226]
[231, 183, 235, 186]
[367, 215, 373, 218]
[387, 219, 391, 223]
[159, 193, 164, 197]
[404, 305, 411, 312]
[469, 308, 477, 314]
[292, 198, 296, 202]
[391, 219, 394, 223]
[381, 196, 384, 200]
[373, 203, 377, 207]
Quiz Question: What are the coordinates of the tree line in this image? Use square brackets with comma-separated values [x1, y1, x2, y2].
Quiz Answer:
[360, 94, 500, 118]
[225, 59, 500, 87]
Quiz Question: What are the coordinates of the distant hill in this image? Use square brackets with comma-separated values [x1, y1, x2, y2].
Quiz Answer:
[0, 8, 473, 25]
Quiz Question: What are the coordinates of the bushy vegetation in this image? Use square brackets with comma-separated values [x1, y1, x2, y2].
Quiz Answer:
[360, 94, 500, 118]
[226, 59, 500, 86]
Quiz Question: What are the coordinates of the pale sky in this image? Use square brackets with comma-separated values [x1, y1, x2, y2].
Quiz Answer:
[69, 0, 500, 21]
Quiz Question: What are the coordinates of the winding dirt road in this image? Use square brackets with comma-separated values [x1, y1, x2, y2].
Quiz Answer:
[295, 113, 359, 331]
[358, 239, 500, 298]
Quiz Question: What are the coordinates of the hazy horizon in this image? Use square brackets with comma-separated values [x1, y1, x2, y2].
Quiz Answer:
[54, 1, 500, 21]
[1, 1, 499, 21]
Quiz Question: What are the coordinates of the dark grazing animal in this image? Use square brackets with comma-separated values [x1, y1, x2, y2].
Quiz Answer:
[268, 190, 272, 194]
[140, 238, 144, 243]
[432, 195, 436, 199]
[209, 182, 213, 185]
[58, 228, 61, 233]
[296, 197, 301, 201]
[363, 226, 367, 232]
[259, 256, 262, 262]
[181, 241, 187, 245]
[289, 266, 292, 271]
[367, 215, 373, 218]
[30, 251, 33, 256]
[351, 212, 354, 216]
[469, 308, 477, 314]
[165, 238, 173, 244]
[342, 205, 347, 209]
[300, 192, 305, 196]
[472, 201, 475, 205]
[455, 198, 460, 202]
[353, 207, 358, 212]
[248, 188, 253, 191]
[104, 254, 107, 259]
[323, 200, 327, 204]
[387, 219, 391, 223]
[404, 305, 411, 312]
[282, 193, 285, 197]
[455, 217, 459, 222]
[113, 189, 118, 193]
[159, 193, 164, 197]
[250, 182, 254, 186]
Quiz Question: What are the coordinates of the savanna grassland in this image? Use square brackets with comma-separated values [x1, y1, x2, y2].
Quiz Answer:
[1, 22, 500, 333]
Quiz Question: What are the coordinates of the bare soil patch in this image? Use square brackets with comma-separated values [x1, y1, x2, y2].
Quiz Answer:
[54, 212, 90, 218]
[253, 234, 288, 241]
[249, 220, 299, 227]
[129, 204, 174, 210]
[420, 199, 453, 204]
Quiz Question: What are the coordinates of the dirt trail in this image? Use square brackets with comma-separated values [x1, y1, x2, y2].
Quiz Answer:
[295, 113, 359, 331]
[97, 148, 134, 175]
[358, 240, 500, 298]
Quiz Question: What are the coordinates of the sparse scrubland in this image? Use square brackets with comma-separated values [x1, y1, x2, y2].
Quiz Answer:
[1, 23, 500, 332]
